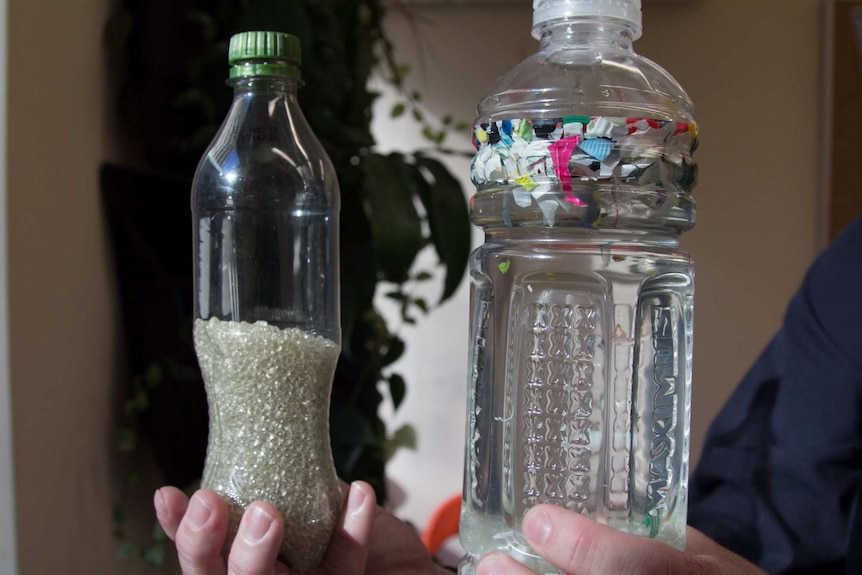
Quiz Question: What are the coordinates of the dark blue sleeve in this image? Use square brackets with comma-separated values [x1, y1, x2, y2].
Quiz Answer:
[688, 215, 862, 573]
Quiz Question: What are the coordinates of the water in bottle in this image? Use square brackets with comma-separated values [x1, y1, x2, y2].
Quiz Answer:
[459, 2, 698, 572]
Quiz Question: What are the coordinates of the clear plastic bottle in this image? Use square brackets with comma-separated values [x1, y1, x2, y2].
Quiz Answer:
[191, 31, 342, 574]
[459, 1, 697, 573]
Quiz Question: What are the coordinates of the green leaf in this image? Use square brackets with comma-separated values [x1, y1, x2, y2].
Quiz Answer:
[385, 291, 407, 302]
[122, 471, 141, 488]
[115, 542, 135, 560]
[117, 428, 136, 453]
[338, 444, 366, 478]
[339, 191, 376, 355]
[141, 543, 166, 566]
[360, 153, 424, 283]
[131, 387, 149, 412]
[414, 156, 472, 302]
[381, 335, 405, 366]
[400, 299, 412, 323]
[413, 298, 429, 314]
[144, 362, 163, 388]
[421, 126, 437, 143]
[331, 406, 379, 447]
[384, 424, 417, 461]
[413, 271, 433, 281]
[394, 63, 410, 83]
[152, 522, 167, 542]
[401, 161, 432, 215]
[390, 102, 406, 118]
[412, 109, 424, 122]
[388, 374, 406, 410]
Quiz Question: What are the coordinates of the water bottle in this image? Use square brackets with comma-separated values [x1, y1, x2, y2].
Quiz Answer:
[191, 31, 342, 573]
[460, 1, 698, 572]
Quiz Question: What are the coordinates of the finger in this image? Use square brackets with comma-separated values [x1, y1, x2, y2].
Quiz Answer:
[226, 501, 283, 575]
[686, 527, 767, 574]
[154, 486, 190, 542]
[520, 505, 723, 575]
[476, 551, 537, 575]
[318, 481, 376, 575]
[175, 490, 229, 575]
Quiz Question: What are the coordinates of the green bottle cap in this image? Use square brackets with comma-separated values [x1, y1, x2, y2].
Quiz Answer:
[228, 31, 301, 80]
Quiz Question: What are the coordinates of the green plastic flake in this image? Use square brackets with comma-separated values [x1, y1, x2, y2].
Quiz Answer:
[516, 119, 534, 141]
[643, 511, 661, 538]
[563, 115, 591, 125]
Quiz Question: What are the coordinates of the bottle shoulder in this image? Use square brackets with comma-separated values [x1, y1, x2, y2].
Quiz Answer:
[192, 93, 339, 210]
[477, 45, 693, 121]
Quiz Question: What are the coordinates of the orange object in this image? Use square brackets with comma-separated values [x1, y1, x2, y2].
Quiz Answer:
[421, 494, 462, 555]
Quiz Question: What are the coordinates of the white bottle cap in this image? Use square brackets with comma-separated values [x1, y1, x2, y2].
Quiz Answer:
[532, 0, 643, 40]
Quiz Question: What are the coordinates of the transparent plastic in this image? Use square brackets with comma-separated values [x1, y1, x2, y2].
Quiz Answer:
[191, 54, 342, 573]
[459, 15, 697, 575]
[531, 0, 643, 39]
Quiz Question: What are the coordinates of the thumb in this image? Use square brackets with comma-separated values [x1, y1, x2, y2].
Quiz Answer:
[520, 505, 725, 575]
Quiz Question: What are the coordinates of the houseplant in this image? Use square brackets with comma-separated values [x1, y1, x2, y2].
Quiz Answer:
[103, 0, 471, 565]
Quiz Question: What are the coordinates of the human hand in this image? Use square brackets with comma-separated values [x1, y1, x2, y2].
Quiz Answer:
[154, 482, 450, 575]
[475, 505, 766, 575]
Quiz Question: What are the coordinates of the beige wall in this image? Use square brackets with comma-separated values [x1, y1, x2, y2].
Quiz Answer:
[5, 0, 168, 573]
[639, 0, 824, 458]
[378, 0, 824, 530]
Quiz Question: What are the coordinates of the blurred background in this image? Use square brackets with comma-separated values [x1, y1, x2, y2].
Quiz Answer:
[0, 0, 856, 573]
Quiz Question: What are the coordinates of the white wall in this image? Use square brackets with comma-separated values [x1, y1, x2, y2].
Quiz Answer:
[376, 0, 824, 532]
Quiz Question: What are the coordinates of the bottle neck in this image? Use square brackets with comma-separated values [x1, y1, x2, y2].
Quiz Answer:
[228, 75, 300, 98]
[537, 19, 636, 52]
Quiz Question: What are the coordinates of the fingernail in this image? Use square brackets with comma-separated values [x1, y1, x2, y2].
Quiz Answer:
[476, 554, 505, 575]
[186, 494, 212, 531]
[243, 505, 275, 544]
[153, 489, 165, 515]
[523, 508, 552, 545]
[347, 482, 368, 515]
